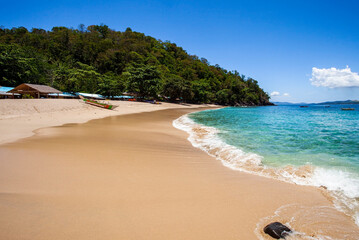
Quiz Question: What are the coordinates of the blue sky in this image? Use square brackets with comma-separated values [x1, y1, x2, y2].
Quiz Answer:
[1, 0, 359, 103]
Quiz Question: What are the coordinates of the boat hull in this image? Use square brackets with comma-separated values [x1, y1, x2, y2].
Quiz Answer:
[83, 98, 115, 110]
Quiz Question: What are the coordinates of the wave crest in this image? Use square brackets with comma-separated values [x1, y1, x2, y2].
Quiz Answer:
[173, 114, 359, 227]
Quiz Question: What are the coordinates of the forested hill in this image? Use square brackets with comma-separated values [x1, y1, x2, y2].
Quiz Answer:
[0, 25, 272, 105]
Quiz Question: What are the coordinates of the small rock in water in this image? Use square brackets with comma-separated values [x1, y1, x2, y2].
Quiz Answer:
[263, 222, 292, 239]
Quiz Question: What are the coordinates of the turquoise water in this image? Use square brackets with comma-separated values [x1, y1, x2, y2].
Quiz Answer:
[189, 105, 359, 174]
[176, 105, 359, 226]
[173, 104, 359, 233]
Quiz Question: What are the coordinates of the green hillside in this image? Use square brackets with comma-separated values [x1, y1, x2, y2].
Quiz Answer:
[0, 25, 272, 105]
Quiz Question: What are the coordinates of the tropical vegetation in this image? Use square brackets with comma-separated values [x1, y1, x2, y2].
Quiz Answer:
[0, 25, 272, 105]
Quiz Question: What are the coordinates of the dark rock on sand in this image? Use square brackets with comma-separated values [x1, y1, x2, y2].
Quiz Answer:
[263, 222, 292, 239]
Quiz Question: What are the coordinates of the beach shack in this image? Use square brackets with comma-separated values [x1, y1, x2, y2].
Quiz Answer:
[8, 83, 61, 98]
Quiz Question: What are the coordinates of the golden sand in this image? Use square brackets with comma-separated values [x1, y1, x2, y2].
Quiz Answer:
[0, 108, 358, 239]
[0, 99, 209, 145]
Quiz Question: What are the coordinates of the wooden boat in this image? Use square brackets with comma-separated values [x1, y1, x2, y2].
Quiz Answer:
[341, 108, 355, 111]
[82, 98, 116, 110]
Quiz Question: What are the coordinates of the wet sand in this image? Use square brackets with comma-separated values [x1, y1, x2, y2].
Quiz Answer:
[0, 108, 358, 239]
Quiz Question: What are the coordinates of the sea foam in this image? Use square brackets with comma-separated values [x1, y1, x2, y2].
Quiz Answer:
[173, 113, 359, 228]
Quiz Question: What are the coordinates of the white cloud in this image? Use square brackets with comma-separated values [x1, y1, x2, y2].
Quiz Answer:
[283, 93, 290, 97]
[311, 66, 359, 88]
[270, 91, 280, 96]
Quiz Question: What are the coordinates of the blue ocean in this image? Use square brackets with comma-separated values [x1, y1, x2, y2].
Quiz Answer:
[174, 105, 359, 227]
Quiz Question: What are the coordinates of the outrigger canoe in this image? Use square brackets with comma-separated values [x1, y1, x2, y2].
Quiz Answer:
[82, 98, 116, 110]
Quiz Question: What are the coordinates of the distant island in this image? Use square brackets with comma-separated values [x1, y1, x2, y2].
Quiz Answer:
[0, 25, 272, 106]
[273, 102, 306, 106]
[314, 100, 359, 105]
[274, 100, 359, 106]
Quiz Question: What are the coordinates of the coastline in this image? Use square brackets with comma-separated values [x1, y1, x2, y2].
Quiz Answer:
[0, 105, 358, 239]
[174, 110, 359, 230]
[0, 99, 214, 145]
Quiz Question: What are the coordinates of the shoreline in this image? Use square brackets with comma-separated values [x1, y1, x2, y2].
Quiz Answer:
[174, 111, 359, 229]
[0, 99, 216, 146]
[0, 105, 358, 239]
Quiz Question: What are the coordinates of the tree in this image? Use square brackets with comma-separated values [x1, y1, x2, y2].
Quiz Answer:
[78, 24, 86, 33]
[92, 24, 110, 38]
[53, 62, 101, 93]
[0, 44, 48, 86]
[52, 64, 71, 92]
[162, 75, 192, 102]
[126, 64, 162, 99]
[97, 72, 126, 98]
[216, 89, 231, 105]
[191, 80, 212, 103]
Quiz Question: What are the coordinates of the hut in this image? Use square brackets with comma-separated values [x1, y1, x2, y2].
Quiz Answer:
[8, 83, 61, 98]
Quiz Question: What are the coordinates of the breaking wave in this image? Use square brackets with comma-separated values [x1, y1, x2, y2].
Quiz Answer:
[173, 114, 359, 229]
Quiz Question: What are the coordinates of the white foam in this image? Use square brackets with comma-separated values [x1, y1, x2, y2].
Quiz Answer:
[308, 168, 359, 225]
[311, 168, 359, 198]
[173, 114, 263, 171]
[173, 113, 359, 227]
[254, 204, 349, 240]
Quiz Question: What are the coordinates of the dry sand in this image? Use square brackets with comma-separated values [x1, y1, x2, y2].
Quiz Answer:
[0, 102, 358, 239]
[0, 99, 207, 145]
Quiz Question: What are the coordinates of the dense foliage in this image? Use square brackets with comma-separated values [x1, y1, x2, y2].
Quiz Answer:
[0, 25, 272, 105]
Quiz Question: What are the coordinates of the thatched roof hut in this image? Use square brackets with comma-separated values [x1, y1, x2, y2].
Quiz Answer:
[8, 83, 61, 98]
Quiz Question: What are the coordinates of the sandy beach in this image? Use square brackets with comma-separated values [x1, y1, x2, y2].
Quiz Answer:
[0, 101, 358, 239]
[0, 99, 207, 145]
